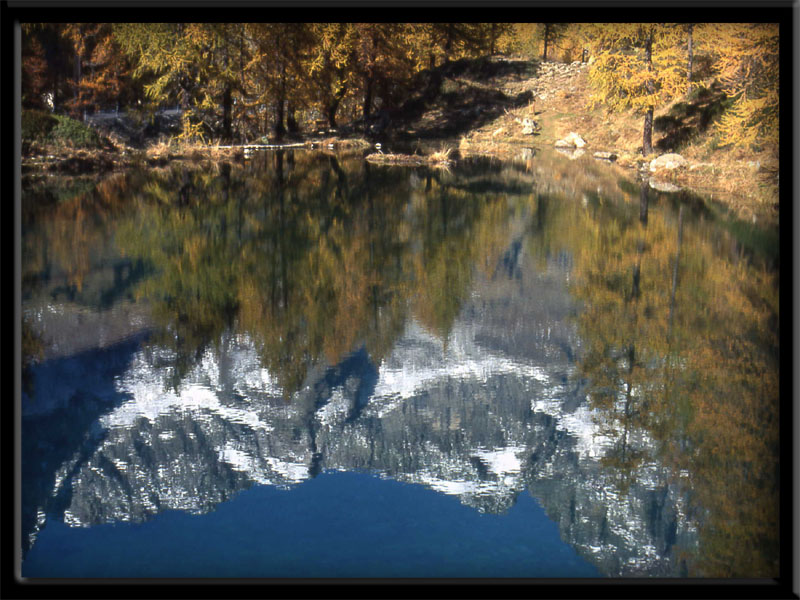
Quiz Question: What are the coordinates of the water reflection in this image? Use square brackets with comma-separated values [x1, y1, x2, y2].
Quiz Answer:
[21, 149, 779, 577]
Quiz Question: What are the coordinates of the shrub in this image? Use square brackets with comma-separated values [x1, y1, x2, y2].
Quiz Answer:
[49, 114, 102, 148]
[21, 109, 58, 142]
[22, 110, 103, 148]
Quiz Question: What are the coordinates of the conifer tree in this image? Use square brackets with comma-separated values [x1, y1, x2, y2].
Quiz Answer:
[705, 23, 779, 152]
[585, 23, 687, 156]
[541, 23, 568, 61]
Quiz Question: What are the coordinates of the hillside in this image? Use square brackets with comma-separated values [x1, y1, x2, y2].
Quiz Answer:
[382, 55, 778, 224]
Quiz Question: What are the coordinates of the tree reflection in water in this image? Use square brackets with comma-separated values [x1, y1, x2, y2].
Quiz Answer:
[21, 150, 779, 577]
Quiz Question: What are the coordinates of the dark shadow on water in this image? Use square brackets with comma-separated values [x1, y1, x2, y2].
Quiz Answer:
[21, 333, 148, 559]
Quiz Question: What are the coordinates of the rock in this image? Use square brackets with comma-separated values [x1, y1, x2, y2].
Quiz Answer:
[648, 177, 681, 193]
[689, 162, 713, 171]
[649, 153, 688, 172]
[555, 147, 585, 160]
[746, 160, 761, 170]
[520, 118, 537, 135]
[554, 133, 587, 149]
[593, 151, 617, 161]
[564, 132, 587, 148]
[521, 147, 535, 160]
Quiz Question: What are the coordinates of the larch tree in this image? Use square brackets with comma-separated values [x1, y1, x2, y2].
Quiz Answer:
[242, 23, 311, 140]
[350, 23, 413, 122]
[304, 23, 359, 129]
[113, 23, 243, 141]
[586, 23, 687, 156]
[541, 23, 568, 61]
[22, 23, 76, 113]
[72, 24, 137, 114]
[21, 24, 52, 110]
[704, 23, 779, 153]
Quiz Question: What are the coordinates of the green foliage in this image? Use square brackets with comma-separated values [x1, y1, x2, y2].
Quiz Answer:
[707, 133, 723, 152]
[49, 114, 103, 148]
[21, 109, 58, 141]
[22, 109, 103, 148]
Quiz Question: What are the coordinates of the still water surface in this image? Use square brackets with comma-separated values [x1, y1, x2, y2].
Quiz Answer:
[20, 149, 779, 578]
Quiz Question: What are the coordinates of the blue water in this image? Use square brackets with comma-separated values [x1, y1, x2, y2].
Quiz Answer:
[22, 471, 599, 579]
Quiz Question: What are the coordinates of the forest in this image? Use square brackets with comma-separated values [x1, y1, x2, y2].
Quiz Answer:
[21, 22, 779, 156]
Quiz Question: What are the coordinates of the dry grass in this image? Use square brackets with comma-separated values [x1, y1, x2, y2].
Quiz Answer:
[461, 62, 778, 222]
[144, 139, 173, 159]
[429, 146, 453, 163]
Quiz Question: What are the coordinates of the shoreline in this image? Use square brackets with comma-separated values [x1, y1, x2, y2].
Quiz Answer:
[21, 133, 777, 227]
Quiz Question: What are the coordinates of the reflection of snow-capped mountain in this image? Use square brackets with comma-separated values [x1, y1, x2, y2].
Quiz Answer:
[24, 254, 697, 576]
[369, 320, 549, 418]
[106, 341, 283, 432]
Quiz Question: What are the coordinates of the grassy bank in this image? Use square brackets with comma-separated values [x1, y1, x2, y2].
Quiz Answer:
[453, 57, 778, 224]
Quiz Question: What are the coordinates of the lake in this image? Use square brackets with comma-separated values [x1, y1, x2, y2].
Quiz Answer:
[20, 148, 780, 579]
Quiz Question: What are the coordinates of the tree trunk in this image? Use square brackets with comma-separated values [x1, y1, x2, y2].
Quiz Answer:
[274, 58, 287, 140]
[362, 74, 373, 121]
[287, 101, 299, 134]
[542, 24, 550, 61]
[222, 85, 232, 142]
[73, 34, 82, 117]
[444, 24, 454, 63]
[642, 107, 654, 156]
[642, 31, 655, 156]
[274, 99, 286, 140]
[52, 71, 59, 112]
[687, 24, 694, 92]
[326, 93, 344, 129]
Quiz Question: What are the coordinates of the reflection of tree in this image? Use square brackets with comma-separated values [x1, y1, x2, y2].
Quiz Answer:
[528, 178, 779, 576]
[410, 178, 481, 340]
[109, 154, 505, 397]
[21, 316, 44, 398]
[21, 151, 779, 577]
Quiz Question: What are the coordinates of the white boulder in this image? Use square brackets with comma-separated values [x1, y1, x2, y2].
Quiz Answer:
[554, 132, 586, 148]
[649, 153, 688, 172]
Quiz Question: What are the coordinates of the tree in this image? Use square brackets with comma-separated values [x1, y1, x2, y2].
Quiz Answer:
[585, 23, 687, 155]
[686, 24, 695, 91]
[21, 24, 74, 112]
[704, 23, 779, 152]
[303, 23, 359, 129]
[541, 23, 568, 61]
[21, 27, 51, 110]
[349, 23, 417, 123]
[240, 23, 311, 140]
[113, 23, 245, 141]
